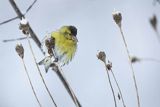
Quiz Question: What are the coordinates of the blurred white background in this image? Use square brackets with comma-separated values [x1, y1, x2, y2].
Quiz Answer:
[0, 0, 160, 107]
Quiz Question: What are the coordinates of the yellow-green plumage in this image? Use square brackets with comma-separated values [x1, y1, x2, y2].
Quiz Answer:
[38, 26, 77, 72]
[51, 26, 77, 65]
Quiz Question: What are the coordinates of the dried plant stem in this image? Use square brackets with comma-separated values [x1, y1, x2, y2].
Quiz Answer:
[141, 57, 160, 63]
[2, 37, 31, 43]
[52, 62, 81, 107]
[155, 30, 160, 44]
[110, 69, 126, 107]
[27, 37, 57, 107]
[104, 63, 117, 107]
[119, 27, 140, 107]
[21, 59, 42, 107]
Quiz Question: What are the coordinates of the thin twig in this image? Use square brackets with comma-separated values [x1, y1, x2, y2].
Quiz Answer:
[0, 0, 37, 26]
[21, 58, 42, 107]
[24, 0, 37, 16]
[140, 57, 160, 63]
[2, 37, 31, 43]
[110, 69, 126, 107]
[27, 37, 57, 107]
[0, 16, 18, 26]
[53, 64, 81, 107]
[119, 26, 140, 107]
[155, 30, 160, 44]
[104, 62, 117, 107]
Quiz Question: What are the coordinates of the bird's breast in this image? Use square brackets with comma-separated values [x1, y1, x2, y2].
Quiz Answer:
[53, 34, 77, 64]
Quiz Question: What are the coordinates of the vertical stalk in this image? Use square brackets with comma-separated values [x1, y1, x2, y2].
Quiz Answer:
[21, 59, 42, 107]
[53, 64, 82, 107]
[119, 27, 140, 107]
[104, 63, 117, 107]
[110, 69, 126, 107]
[27, 37, 57, 107]
[155, 30, 160, 44]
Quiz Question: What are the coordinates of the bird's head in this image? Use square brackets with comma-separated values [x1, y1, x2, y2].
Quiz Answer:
[59, 25, 78, 42]
[68, 26, 77, 37]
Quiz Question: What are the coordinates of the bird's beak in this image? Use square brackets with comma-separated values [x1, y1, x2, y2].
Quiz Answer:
[72, 36, 78, 42]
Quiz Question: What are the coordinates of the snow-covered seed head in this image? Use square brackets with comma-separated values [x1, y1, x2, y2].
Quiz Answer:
[19, 18, 29, 35]
[20, 17, 28, 25]
[112, 11, 122, 27]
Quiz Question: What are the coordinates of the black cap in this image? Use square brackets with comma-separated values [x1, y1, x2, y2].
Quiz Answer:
[69, 26, 77, 36]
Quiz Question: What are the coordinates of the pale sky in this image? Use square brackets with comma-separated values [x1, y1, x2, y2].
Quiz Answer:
[0, 0, 160, 107]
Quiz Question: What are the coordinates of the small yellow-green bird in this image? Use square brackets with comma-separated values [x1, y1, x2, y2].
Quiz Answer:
[39, 25, 78, 72]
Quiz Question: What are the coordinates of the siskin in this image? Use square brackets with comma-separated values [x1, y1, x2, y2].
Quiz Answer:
[39, 26, 78, 72]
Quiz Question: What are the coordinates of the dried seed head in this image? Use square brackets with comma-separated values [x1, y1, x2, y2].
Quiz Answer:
[45, 38, 55, 48]
[106, 61, 112, 70]
[19, 18, 29, 35]
[97, 51, 106, 63]
[112, 11, 122, 27]
[45, 37, 55, 56]
[150, 15, 157, 31]
[45, 39, 52, 55]
[45, 39, 50, 48]
[15, 44, 24, 59]
[130, 56, 140, 63]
